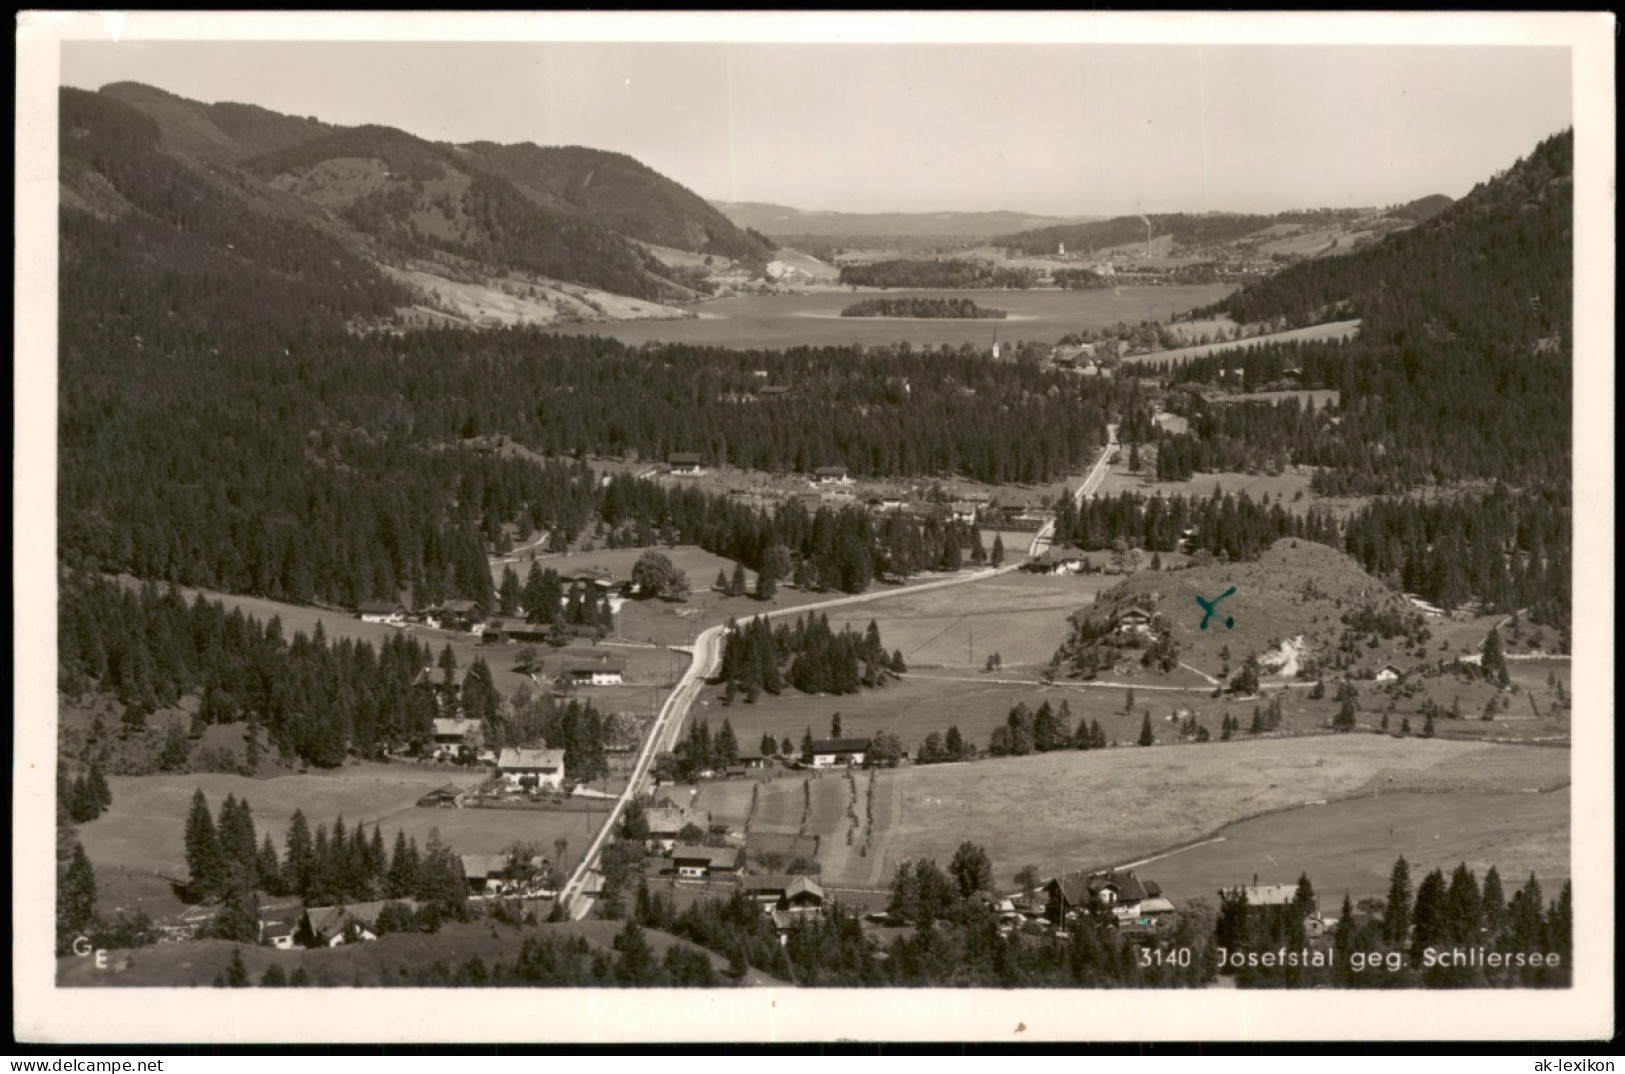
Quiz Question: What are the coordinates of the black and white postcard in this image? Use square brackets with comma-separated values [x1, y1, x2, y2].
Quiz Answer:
[13, 10, 1615, 1045]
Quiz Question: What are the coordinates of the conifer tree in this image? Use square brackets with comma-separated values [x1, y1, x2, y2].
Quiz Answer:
[256, 834, 283, 896]
[284, 809, 315, 900]
[87, 761, 112, 813]
[1383, 856, 1412, 944]
[1480, 866, 1507, 938]
[1137, 712, 1155, 747]
[184, 788, 228, 901]
[1409, 868, 1449, 961]
[58, 841, 98, 950]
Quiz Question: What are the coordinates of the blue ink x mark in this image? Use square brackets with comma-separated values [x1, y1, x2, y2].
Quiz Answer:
[1197, 586, 1236, 630]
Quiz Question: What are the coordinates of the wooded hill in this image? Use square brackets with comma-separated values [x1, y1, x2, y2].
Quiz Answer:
[995, 208, 1372, 256]
[68, 83, 772, 307]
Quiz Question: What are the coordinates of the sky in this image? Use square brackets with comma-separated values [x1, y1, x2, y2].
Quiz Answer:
[53, 17, 1576, 219]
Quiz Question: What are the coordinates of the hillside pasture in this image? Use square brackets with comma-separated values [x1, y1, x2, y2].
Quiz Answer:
[81, 767, 495, 877]
[819, 570, 1105, 672]
[1121, 319, 1361, 366]
[1091, 462, 1318, 512]
[750, 779, 808, 834]
[880, 735, 1568, 887]
[687, 778, 759, 831]
[1138, 787, 1570, 905]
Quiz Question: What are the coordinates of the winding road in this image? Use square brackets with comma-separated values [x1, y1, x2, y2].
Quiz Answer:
[557, 434, 1121, 917]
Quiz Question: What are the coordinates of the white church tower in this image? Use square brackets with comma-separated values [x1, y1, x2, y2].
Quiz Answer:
[991, 331, 1001, 360]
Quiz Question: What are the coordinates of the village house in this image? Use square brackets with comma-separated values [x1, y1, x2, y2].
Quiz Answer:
[563, 657, 624, 686]
[670, 845, 743, 880]
[645, 806, 708, 852]
[735, 747, 769, 770]
[257, 906, 305, 950]
[1235, 882, 1328, 936]
[757, 384, 791, 398]
[949, 501, 978, 525]
[808, 737, 870, 768]
[415, 783, 466, 809]
[356, 601, 407, 625]
[1374, 663, 1403, 683]
[299, 900, 416, 948]
[669, 452, 703, 475]
[420, 599, 481, 633]
[1045, 870, 1173, 931]
[461, 853, 550, 896]
[414, 665, 471, 691]
[496, 747, 566, 792]
[1113, 607, 1155, 635]
[742, 875, 826, 923]
[814, 465, 850, 485]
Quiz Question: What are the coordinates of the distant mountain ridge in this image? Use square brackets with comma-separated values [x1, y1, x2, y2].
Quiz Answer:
[713, 201, 1090, 238]
[71, 82, 773, 308]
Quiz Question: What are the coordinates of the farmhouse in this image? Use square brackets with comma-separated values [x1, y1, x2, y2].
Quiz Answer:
[949, 501, 978, 525]
[670, 845, 743, 880]
[497, 747, 566, 791]
[1238, 883, 1299, 907]
[757, 384, 791, 398]
[300, 900, 416, 948]
[356, 601, 407, 625]
[1045, 870, 1172, 929]
[415, 784, 466, 809]
[461, 853, 549, 895]
[669, 452, 703, 475]
[1374, 664, 1403, 683]
[564, 657, 625, 686]
[735, 747, 769, 769]
[809, 737, 870, 768]
[1113, 607, 1155, 635]
[814, 465, 850, 485]
[742, 874, 826, 919]
[257, 906, 304, 950]
[645, 806, 707, 852]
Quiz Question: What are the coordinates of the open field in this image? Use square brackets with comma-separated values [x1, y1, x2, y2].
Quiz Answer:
[1136, 787, 1570, 905]
[1121, 319, 1362, 366]
[59, 918, 758, 988]
[1092, 461, 1319, 511]
[77, 767, 552, 877]
[385, 264, 689, 326]
[685, 778, 758, 831]
[751, 779, 808, 834]
[541, 285, 1235, 349]
[819, 570, 1109, 671]
[880, 735, 1568, 886]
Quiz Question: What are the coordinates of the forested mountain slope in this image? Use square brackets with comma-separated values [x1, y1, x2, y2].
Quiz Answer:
[73, 83, 772, 304]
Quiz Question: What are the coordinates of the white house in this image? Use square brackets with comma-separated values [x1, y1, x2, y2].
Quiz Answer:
[497, 747, 566, 791]
[809, 737, 869, 768]
[356, 601, 406, 625]
[564, 658, 624, 686]
[1374, 664, 1403, 682]
[669, 452, 703, 475]
[814, 466, 850, 485]
[669, 845, 742, 880]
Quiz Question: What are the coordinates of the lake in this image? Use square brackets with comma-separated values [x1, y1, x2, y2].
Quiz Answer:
[544, 284, 1235, 349]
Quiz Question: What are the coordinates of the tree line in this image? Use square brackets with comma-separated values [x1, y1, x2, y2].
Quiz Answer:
[716, 614, 901, 703]
[836, 259, 1039, 289]
[183, 789, 469, 920]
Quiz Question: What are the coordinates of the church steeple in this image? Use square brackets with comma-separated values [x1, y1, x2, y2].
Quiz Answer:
[991, 331, 1001, 361]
